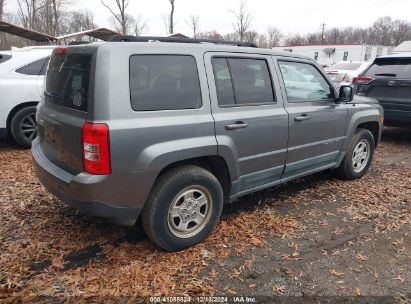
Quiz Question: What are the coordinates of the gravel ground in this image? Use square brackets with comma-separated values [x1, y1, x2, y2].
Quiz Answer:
[0, 127, 410, 303]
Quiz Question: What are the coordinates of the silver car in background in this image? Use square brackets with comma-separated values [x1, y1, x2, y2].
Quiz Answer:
[325, 61, 371, 86]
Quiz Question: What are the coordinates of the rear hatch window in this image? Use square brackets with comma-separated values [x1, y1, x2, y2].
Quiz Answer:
[366, 58, 411, 78]
[45, 53, 93, 112]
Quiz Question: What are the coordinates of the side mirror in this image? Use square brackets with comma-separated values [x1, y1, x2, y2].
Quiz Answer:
[337, 85, 354, 102]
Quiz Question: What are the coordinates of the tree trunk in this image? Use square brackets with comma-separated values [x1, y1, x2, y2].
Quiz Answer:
[169, 0, 174, 34]
[52, 0, 59, 36]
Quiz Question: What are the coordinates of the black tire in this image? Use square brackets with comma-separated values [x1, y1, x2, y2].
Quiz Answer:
[336, 128, 375, 180]
[10, 106, 38, 149]
[142, 165, 223, 251]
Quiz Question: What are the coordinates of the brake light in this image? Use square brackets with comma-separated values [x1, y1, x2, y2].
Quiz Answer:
[352, 76, 375, 85]
[82, 122, 111, 175]
[52, 47, 67, 55]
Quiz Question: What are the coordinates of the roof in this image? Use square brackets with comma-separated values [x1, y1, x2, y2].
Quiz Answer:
[394, 41, 411, 53]
[273, 44, 390, 48]
[56, 28, 120, 41]
[96, 41, 314, 61]
[376, 52, 411, 59]
[0, 20, 57, 42]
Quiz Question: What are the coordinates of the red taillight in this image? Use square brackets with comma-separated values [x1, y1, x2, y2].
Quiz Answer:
[52, 47, 68, 55]
[82, 122, 111, 175]
[352, 76, 375, 85]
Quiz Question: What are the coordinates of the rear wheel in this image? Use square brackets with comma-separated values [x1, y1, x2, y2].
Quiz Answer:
[142, 165, 223, 251]
[336, 128, 375, 180]
[10, 106, 38, 149]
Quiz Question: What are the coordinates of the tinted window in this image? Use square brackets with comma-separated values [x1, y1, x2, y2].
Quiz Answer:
[367, 58, 411, 78]
[45, 54, 92, 112]
[212, 58, 235, 106]
[0, 54, 12, 64]
[16, 57, 49, 75]
[130, 55, 202, 111]
[212, 57, 275, 107]
[279, 61, 333, 102]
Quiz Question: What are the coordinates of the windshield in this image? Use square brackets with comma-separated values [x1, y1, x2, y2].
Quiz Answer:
[328, 62, 362, 70]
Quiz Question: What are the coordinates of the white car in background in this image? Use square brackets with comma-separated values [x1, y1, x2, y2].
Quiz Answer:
[0, 46, 55, 148]
[325, 61, 371, 86]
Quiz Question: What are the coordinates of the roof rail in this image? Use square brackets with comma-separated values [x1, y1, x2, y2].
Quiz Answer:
[107, 35, 258, 48]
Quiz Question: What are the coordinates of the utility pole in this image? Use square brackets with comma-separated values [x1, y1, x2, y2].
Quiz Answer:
[320, 22, 326, 44]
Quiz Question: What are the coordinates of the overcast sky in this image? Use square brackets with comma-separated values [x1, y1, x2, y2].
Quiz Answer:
[6, 0, 411, 36]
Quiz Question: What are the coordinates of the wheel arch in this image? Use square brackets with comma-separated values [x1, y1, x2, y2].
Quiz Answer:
[154, 156, 232, 200]
[357, 121, 380, 147]
[6, 101, 38, 133]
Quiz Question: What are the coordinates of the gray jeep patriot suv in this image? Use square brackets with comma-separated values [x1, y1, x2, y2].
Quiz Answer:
[32, 36, 383, 251]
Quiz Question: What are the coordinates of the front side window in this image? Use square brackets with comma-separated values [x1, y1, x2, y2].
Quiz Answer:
[279, 61, 334, 102]
[16, 57, 49, 75]
[212, 57, 275, 107]
[129, 55, 202, 111]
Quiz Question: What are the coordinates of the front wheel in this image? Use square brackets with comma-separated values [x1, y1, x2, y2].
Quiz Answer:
[336, 128, 375, 180]
[142, 165, 224, 251]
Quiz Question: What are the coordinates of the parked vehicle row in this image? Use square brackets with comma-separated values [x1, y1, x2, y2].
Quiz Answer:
[0, 46, 54, 147]
[325, 61, 371, 86]
[31, 38, 383, 251]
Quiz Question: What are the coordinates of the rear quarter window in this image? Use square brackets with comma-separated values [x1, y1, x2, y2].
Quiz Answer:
[16, 57, 50, 75]
[0, 54, 12, 64]
[129, 55, 202, 111]
[367, 58, 411, 78]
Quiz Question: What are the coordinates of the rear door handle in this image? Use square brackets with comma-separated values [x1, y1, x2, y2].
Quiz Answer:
[225, 121, 249, 130]
[294, 114, 312, 122]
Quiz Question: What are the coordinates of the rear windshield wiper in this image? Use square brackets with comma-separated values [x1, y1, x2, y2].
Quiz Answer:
[44, 91, 62, 99]
[374, 73, 397, 77]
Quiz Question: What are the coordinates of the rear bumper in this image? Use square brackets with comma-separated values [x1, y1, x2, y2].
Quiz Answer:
[31, 138, 157, 226]
[384, 110, 411, 127]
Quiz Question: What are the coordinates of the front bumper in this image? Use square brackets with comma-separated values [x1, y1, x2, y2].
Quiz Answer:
[31, 138, 156, 226]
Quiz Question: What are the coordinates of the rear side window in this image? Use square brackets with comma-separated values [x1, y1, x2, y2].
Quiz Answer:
[16, 57, 49, 75]
[0, 54, 12, 64]
[366, 58, 411, 78]
[212, 57, 275, 107]
[130, 55, 202, 111]
[45, 54, 92, 112]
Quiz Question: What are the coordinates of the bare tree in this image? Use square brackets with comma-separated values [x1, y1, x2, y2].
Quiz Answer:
[186, 14, 199, 38]
[230, 0, 252, 41]
[134, 14, 147, 36]
[267, 26, 282, 47]
[168, 0, 175, 34]
[101, 0, 129, 34]
[243, 30, 258, 44]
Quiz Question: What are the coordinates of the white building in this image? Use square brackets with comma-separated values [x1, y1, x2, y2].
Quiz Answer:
[272, 44, 394, 67]
[394, 41, 411, 53]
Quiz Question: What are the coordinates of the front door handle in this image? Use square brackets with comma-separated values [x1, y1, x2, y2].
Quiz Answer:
[225, 121, 249, 130]
[294, 114, 312, 122]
